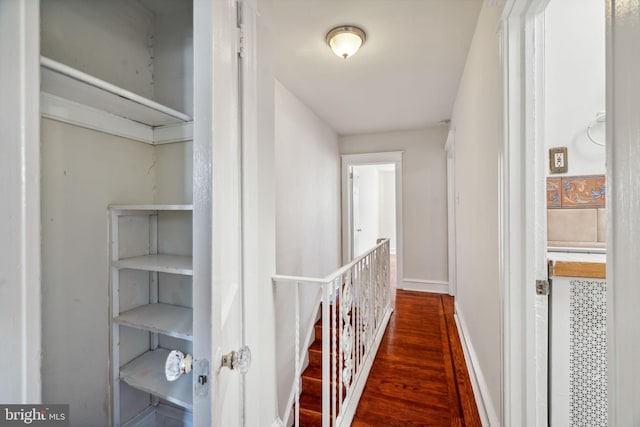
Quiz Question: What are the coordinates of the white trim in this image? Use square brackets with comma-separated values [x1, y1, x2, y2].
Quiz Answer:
[606, 1, 640, 424]
[0, 0, 41, 403]
[500, 1, 551, 426]
[399, 278, 449, 294]
[241, 1, 280, 425]
[41, 56, 192, 123]
[445, 129, 457, 297]
[341, 151, 403, 164]
[153, 122, 194, 144]
[341, 151, 404, 291]
[41, 92, 154, 144]
[455, 303, 499, 427]
[41, 92, 194, 144]
[192, 0, 220, 423]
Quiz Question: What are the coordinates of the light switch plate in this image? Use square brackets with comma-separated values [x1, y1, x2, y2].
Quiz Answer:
[549, 147, 568, 174]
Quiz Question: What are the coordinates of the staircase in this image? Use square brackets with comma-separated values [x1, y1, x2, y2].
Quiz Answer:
[273, 238, 392, 427]
[297, 304, 347, 426]
[297, 315, 325, 425]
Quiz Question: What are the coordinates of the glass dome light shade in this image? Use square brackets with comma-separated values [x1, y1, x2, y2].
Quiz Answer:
[326, 26, 366, 59]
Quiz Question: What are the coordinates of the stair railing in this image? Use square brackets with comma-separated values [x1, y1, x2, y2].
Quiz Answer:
[273, 238, 393, 427]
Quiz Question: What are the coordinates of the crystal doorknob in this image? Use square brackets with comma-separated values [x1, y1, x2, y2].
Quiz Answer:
[221, 345, 251, 373]
[165, 350, 193, 381]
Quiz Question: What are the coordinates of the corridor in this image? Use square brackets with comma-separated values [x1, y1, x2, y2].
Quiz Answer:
[352, 291, 481, 426]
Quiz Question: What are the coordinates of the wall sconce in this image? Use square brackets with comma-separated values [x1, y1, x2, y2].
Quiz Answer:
[326, 26, 366, 59]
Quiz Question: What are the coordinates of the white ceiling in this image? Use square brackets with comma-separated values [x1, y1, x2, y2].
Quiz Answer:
[266, 0, 483, 136]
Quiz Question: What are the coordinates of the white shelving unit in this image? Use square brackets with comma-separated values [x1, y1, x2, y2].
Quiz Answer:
[110, 205, 193, 427]
[40, 57, 194, 145]
[115, 304, 193, 340]
[115, 255, 193, 276]
[36, 0, 242, 424]
[120, 348, 193, 410]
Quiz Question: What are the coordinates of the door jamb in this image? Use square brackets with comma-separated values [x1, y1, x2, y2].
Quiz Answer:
[0, 0, 42, 404]
[500, 0, 551, 425]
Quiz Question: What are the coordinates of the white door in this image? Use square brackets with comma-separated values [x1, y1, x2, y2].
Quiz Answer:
[193, 0, 246, 425]
[351, 167, 361, 258]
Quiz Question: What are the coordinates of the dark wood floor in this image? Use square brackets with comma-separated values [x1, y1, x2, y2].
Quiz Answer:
[351, 290, 482, 426]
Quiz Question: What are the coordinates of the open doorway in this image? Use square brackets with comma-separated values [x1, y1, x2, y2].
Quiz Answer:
[342, 152, 403, 290]
[543, 0, 607, 425]
[351, 164, 397, 288]
[502, 0, 606, 425]
[351, 164, 396, 257]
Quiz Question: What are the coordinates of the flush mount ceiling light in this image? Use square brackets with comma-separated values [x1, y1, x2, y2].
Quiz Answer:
[326, 26, 366, 59]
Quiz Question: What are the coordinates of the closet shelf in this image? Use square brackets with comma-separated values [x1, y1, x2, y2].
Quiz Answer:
[41, 56, 191, 128]
[115, 303, 193, 340]
[109, 204, 193, 212]
[120, 348, 193, 410]
[115, 254, 193, 275]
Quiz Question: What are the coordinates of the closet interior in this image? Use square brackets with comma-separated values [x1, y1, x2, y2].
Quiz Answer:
[40, 1, 195, 425]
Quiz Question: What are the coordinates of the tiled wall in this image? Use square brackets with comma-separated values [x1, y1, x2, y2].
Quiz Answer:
[547, 175, 606, 209]
[547, 175, 606, 248]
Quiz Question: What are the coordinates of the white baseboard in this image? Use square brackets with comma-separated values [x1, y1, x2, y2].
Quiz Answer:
[454, 302, 499, 427]
[399, 278, 449, 294]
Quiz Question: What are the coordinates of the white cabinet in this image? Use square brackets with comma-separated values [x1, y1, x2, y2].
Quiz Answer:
[110, 205, 193, 426]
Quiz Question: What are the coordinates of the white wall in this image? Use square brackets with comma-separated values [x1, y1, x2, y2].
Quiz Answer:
[274, 81, 341, 277]
[41, 0, 155, 99]
[153, 2, 194, 116]
[41, 119, 157, 426]
[449, 1, 503, 422]
[379, 169, 397, 253]
[274, 80, 341, 417]
[340, 128, 448, 285]
[155, 142, 193, 204]
[545, 0, 605, 176]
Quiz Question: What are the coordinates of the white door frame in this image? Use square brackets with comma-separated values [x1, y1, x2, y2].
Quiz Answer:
[444, 129, 457, 297]
[238, 1, 280, 426]
[0, 0, 42, 404]
[500, 0, 550, 425]
[606, 1, 640, 424]
[341, 152, 404, 289]
[194, 0, 249, 424]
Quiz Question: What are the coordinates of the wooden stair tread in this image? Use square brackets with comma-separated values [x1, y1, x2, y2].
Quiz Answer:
[299, 387, 322, 413]
[298, 303, 349, 424]
[298, 407, 323, 427]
